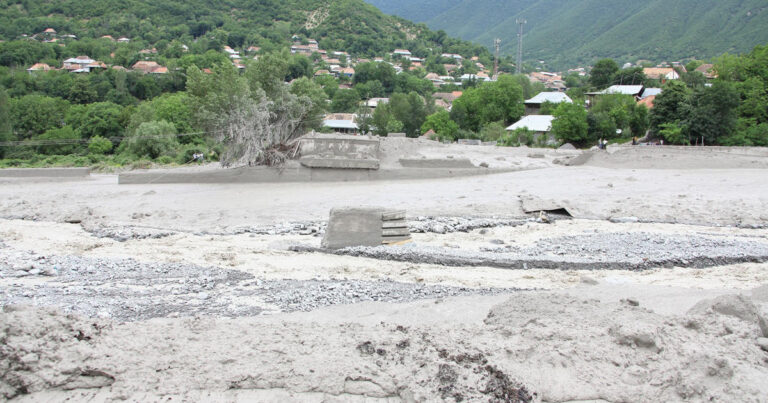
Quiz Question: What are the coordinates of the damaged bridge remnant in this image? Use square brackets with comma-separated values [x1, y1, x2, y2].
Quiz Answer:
[321, 207, 411, 249]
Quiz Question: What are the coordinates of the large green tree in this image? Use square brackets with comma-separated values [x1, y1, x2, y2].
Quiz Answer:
[589, 59, 619, 89]
[551, 102, 589, 146]
[686, 80, 740, 145]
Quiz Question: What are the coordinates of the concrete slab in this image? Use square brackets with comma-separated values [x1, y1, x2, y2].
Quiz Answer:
[299, 157, 380, 169]
[0, 168, 91, 178]
[398, 158, 476, 168]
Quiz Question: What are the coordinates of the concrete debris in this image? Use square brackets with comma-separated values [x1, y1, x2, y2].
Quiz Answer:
[321, 207, 411, 249]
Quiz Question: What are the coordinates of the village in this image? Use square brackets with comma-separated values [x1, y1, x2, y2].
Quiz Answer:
[14, 26, 722, 146]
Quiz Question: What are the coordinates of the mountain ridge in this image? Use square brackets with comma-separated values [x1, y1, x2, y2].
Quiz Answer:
[366, 0, 768, 68]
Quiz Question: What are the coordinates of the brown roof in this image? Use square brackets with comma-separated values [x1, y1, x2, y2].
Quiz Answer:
[695, 63, 716, 78]
[132, 61, 163, 73]
[637, 95, 655, 109]
[27, 63, 53, 71]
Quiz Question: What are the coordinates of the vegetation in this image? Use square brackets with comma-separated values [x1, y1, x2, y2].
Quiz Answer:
[369, 0, 768, 69]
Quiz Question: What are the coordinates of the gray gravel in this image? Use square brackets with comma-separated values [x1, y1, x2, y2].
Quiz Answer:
[0, 245, 518, 322]
[317, 231, 768, 271]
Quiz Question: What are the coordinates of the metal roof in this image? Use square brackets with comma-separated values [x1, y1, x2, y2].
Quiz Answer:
[640, 88, 662, 98]
[525, 92, 572, 104]
[505, 115, 555, 132]
[323, 120, 358, 130]
[601, 85, 644, 95]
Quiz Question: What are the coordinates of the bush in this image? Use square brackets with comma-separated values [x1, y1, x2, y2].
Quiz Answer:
[500, 127, 534, 147]
[124, 120, 179, 159]
[178, 144, 207, 164]
[34, 126, 82, 155]
[88, 135, 113, 155]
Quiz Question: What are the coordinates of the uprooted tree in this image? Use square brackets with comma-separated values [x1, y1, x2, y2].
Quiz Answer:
[186, 61, 317, 167]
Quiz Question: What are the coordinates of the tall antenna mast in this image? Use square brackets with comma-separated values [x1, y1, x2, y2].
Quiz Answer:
[516, 18, 526, 74]
[493, 38, 501, 77]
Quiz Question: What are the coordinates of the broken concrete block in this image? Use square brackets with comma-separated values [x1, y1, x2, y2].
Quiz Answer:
[321, 207, 411, 249]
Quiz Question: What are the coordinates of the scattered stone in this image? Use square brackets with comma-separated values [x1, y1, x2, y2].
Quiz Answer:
[580, 276, 599, 285]
[688, 294, 758, 322]
[757, 338, 768, 352]
[610, 216, 639, 223]
[558, 143, 576, 150]
[623, 298, 640, 307]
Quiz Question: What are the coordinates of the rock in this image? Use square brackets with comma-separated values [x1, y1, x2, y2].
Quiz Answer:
[489, 239, 505, 245]
[28, 268, 41, 276]
[758, 313, 768, 338]
[623, 298, 640, 307]
[688, 294, 758, 322]
[527, 153, 545, 159]
[580, 276, 599, 285]
[610, 216, 639, 223]
[479, 162, 489, 168]
[757, 338, 768, 352]
[751, 284, 768, 302]
[558, 143, 576, 150]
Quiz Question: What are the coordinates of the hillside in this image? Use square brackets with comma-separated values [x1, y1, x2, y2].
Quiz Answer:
[0, 0, 486, 58]
[367, 0, 768, 68]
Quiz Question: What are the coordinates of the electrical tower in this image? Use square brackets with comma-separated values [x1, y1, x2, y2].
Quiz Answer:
[493, 38, 501, 77]
[516, 18, 526, 74]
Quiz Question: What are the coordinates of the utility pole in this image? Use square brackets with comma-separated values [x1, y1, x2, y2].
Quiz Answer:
[516, 18, 526, 75]
[493, 38, 501, 77]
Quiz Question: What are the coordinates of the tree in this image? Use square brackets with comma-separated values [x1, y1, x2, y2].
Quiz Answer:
[331, 89, 360, 113]
[551, 102, 589, 146]
[612, 67, 646, 86]
[650, 80, 691, 135]
[124, 120, 179, 159]
[686, 80, 740, 145]
[0, 88, 12, 158]
[34, 126, 81, 155]
[589, 59, 619, 89]
[65, 102, 125, 139]
[421, 110, 459, 141]
[629, 104, 649, 138]
[290, 77, 328, 131]
[88, 135, 113, 155]
[9, 95, 70, 139]
[450, 75, 524, 132]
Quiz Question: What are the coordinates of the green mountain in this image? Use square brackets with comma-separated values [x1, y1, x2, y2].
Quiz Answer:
[0, 0, 487, 58]
[366, 0, 768, 68]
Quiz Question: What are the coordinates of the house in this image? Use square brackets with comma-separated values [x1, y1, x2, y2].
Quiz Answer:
[393, 49, 412, 58]
[642, 67, 679, 82]
[524, 92, 572, 115]
[695, 64, 716, 79]
[290, 44, 312, 54]
[117, 37, 131, 43]
[314, 69, 332, 77]
[63, 56, 96, 71]
[586, 85, 645, 106]
[433, 91, 463, 105]
[637, 95, 656, 109]
[247, 46, 261, 53]
[365, 98, 389, 110]
[27, 63, 54, 73]
[132, 61, 167, 74]
[339, 67, 355, 78]
[441, 53, 462, 61]
[322, 113, 358, 134]
[101, 35, 115, 41]
[505, 115, 557, 145]
[434, 99, 451, 110]
[640, 88, 662, 99]
[460, 73, 490, 82]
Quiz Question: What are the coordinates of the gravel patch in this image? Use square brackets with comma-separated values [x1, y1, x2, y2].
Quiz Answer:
[0, 246, 518, 322]
[312, 231, 768, 271]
